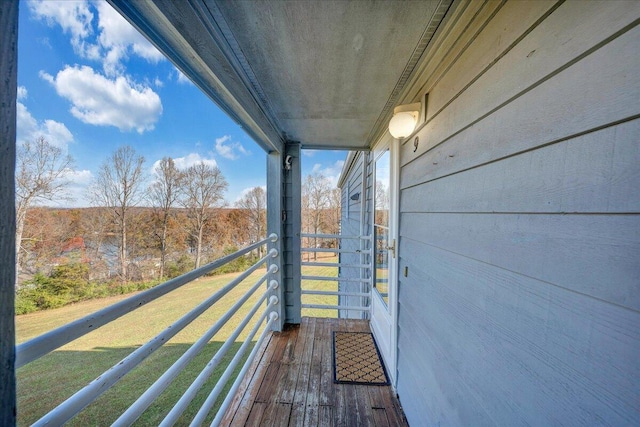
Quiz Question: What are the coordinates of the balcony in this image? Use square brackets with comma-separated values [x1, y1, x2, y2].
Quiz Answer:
[222, 318, 407, 426]
[15, 234, 404, 426]
[6, 1, 637, 425]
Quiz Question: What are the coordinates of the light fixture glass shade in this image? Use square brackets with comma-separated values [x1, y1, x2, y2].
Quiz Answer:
[388, 111, 417, 138]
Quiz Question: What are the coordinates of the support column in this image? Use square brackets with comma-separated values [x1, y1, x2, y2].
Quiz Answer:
[266, 142, 301, 331]
[1, 1, 18, 424]
[282, 143, 301, 325]
[267, 151, 284, 331]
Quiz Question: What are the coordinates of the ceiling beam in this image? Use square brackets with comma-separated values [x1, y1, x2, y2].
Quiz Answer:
[108, 0, 284, 154]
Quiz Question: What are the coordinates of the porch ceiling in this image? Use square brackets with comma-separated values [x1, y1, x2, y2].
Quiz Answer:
[108, 0, 451, 153]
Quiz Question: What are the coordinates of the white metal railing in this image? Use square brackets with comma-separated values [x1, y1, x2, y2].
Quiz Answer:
[16, 234, 279, 426]
[300, 233, 372, 317]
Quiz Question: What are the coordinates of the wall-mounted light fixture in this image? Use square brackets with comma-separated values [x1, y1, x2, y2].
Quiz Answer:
[388, 102, 421, 139]
[350, 192, 361, 201]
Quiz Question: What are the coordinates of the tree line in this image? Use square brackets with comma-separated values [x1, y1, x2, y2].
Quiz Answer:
[16, 137, 341, 312]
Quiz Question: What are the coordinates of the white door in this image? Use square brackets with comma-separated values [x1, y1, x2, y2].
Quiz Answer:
[370, 139, 399, 383]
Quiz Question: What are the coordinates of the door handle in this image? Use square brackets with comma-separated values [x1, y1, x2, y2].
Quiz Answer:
[386, 239, 396, 259]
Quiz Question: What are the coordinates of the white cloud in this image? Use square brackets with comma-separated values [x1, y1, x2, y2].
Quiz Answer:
[95, 1, 163, 76]
[29, 0, 163, 76]
[17, 101, 74, 150]
[63, 168, 92, 183]
[16, 103, 36, 134]
[153, 153, 217, 172]
[41, 65, 162, 133]
[310, 160, 345, 188]
[175, 68, 192, 85]
[29, 0, 95, 58]
[235, 185, 267, 203]
[215, 135, 249, 160]
[46, 169, 94, 208]
[302, 149, 318, 157]
[43, 120, 74, 145]
[38, 36, 52, 50]
[17, 86, 28, 100]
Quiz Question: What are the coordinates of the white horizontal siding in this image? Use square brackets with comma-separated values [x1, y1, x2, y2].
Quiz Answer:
[395, 1, 640, 425]
[401, 118, 640, 214]
[399, 238, 640, 426]
[338, 152, 371, 318]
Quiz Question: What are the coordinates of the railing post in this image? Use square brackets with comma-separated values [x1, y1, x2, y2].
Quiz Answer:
[0, 1, 18, 424]
[267, 151, 285, 330]
[267, 143, 302, 329]
[361, 151, 372, 320]
[283, 143, 301, 324]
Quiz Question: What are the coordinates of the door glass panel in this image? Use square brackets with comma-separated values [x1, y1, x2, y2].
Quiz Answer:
[374, 150, 390, 307]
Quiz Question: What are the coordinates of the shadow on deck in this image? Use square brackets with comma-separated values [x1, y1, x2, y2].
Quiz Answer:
[221, 317, 408, 426]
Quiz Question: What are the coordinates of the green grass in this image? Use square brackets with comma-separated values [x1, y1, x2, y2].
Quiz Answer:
[301, 254, 340, 318]
[16, 257, 342, 425]
[16, 269, 268, 426]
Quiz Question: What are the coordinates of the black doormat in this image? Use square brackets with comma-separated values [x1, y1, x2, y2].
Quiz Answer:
[332, 331, 390, 385]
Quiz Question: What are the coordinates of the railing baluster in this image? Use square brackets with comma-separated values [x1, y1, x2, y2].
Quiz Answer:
[159, 287, 278, 426]
[113, 268, 277, 426]
[302, 304, 370, 312]
[210, 311, 279, 427]
[304, 247, 370, 254]
[302, 275, 369, 282]
[302, 290, 370, 297]
[23, 236, 278, 427]
[17, 229, 375, 424]
[189, 300, 279, 427]
[300, 233, 370, 240]
[17, 236, 276, 368]
[300, 233, 372, 316]
[301, 262, 369, 268]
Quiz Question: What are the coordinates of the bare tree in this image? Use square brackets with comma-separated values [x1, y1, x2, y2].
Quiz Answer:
[181, 162, 228, 269]
[235, 186, 266, 257]
[375, 179, 389, 226]
[79, 207, 112, 280]
[92, 145, 145, 282]
[149, 157, 183, 279]
[302, 172, 331, 261]
[325, 187, 342, 248]
[80, 207, 111, 261]
[22, 207, 76, 272]
[15, 136, 73, 286]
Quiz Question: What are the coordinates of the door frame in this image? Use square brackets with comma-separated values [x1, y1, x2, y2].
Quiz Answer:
[369, 136, 399, 385]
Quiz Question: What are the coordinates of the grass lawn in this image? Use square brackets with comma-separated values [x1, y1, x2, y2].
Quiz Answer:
[16, 268, 269, 426]
[16, 256, 341, 426]
[300, 254, 340, 318]
[301, 254, 371, 319]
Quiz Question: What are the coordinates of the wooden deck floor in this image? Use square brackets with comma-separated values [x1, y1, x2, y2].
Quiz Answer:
[221, 317, 408, 426]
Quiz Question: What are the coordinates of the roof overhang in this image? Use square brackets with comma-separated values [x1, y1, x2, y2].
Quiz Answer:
[108, 0, 453, 153]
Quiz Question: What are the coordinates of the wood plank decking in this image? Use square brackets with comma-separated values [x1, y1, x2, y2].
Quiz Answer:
[221, 317, 408, 426]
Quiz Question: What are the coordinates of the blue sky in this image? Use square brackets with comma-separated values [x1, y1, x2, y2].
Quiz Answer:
[17, 0, 346, 207]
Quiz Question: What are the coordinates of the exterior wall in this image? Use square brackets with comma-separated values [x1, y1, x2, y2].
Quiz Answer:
[395, 1, 640, 425]
[338, 152, 373, 318]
